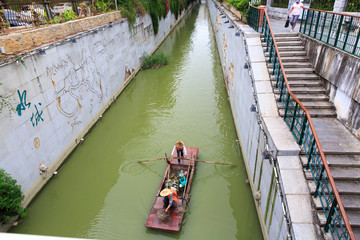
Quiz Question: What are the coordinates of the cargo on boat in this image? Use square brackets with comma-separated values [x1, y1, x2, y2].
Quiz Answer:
[145, 147, 199, 232]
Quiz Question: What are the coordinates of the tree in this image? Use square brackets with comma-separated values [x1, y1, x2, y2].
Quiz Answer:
[0, 169, 25, 223]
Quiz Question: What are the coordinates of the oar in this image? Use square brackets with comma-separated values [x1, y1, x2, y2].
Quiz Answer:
[173, 157, 237, 167]
[137, 157, 166, 163]
[138, 157, 237, 167]
[195, 159, 237, 167]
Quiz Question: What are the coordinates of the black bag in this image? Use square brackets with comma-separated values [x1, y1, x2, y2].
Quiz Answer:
[285, 16, 290, 28]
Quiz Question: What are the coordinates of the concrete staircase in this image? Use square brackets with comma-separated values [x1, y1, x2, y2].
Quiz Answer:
[262, 32, 360, 239]
[263, 32, 337, 118]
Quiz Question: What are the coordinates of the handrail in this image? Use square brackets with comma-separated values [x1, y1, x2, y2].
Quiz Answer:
[303, 6, 360, 18]
[249, 5, 356, 240]
[299, 7, 360, 57]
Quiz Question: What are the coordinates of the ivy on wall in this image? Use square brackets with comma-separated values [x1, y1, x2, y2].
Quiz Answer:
[119, 0, 196, 35]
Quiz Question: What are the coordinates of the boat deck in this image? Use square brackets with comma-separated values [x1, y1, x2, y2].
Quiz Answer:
[145, 147, 199, 232]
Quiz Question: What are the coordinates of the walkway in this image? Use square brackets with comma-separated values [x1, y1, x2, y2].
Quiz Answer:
[267, 17, 360, 239]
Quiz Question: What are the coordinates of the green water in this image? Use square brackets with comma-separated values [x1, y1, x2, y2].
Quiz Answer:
[11, 4, 263, 240]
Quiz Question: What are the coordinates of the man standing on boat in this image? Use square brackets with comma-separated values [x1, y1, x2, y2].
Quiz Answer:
[161, 188, 178, 213]
[171, 141, 187, 163]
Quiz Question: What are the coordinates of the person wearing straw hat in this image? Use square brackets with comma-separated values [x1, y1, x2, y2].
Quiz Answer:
[171, 141, 187, 164]
[160, 187, 178, 212]
[287, 0, 304, 32]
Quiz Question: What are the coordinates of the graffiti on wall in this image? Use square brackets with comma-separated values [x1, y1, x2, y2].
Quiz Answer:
[16, 89, 44, 127]
[46, 49, 104, 120]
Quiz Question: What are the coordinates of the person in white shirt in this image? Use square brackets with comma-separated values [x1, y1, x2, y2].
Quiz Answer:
[171, 141, 187, 164]
[288, 0, 304, 32]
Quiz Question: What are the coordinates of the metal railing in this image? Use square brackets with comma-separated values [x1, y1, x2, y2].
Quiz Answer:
[249, 5, 356, 240]
[300, 7, 360, 57]
[0, 0, 88, 26]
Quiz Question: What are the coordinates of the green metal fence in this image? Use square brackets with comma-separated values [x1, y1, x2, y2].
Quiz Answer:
[300, 8, 360, 57]
[249, 5, 356, 240]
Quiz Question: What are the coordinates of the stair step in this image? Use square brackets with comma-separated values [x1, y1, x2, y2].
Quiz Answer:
[300, 155, 360, 168]
[313, 195, 360, 210]
[275, 93, 329, 101]
[275, 36, 301, 42]
[308, 180, 360, 195]
[317, 210, 360, 227]
[265, 51, 307, 57]
[267, 56, 309, 62]
[270, 74, 320, 80]
[274, 86, 326, 94]
[269, 68, 314, 74]
[262, 41, 303, 47]
[271, 80, 322, 87]
[277, 46, 304, 52]
[305, 167, 360, 181]
[279, 108, 336, 117]
[263, 32, 299, 37]
[268, 62, 313, 68]
[276, 101, 334, 109]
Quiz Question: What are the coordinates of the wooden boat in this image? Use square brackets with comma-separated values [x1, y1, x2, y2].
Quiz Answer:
[145, 147, 199, 232]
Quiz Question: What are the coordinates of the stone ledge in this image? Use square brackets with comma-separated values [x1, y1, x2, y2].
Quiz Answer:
[0, 11, 123, 56]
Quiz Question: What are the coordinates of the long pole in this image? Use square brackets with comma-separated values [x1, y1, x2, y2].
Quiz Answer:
[115, 0, 117, 10]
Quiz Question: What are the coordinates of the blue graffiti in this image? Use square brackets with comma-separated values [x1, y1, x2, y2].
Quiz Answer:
[16, 90, 31, 116]
[30, 103, 44, 127]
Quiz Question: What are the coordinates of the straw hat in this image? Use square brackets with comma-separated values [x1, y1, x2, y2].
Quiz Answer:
[175, 141, 184, 148]
[160, 188, 172, 197]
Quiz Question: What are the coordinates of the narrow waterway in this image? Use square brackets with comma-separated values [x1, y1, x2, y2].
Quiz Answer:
[11, 4, 263, 240]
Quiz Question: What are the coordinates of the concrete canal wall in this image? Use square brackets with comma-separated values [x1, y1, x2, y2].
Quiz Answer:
[0, 5, 194, 209]
[207, 1, 322, 239]
[300, 35, 360, 139]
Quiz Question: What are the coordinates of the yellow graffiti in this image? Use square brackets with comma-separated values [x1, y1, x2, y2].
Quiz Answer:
[77, 98, 82, 108]
[33, 137, 40, 149]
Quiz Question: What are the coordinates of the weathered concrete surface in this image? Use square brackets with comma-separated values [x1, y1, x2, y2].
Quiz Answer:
[300, 34, 360, 138]
[0, 5, 195, 210]
[207, 1, 324, 239]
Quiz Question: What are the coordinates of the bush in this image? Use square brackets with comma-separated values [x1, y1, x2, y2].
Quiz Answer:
[231, 0, 250, 18]
[62, 10, 78, 22]
[0, 169, 25, 223]
[142, 52, 168, 69]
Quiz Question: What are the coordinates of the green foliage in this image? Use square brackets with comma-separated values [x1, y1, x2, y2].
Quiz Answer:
[0, 169, 25, 223]
[230, 0, 250, 18]
[270, 0, 289, 8]
[310, 0, 335, 11]
[142, 52, 168, 69]
[62, 10, 77, 22]
[96, 0, 114, 13]
[345, 0, 360, 12]
[50, 16, 62, 24]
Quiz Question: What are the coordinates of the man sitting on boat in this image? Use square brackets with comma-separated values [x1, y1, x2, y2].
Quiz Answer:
[171, 141, 187, 164]
[160, 188, 178, 212]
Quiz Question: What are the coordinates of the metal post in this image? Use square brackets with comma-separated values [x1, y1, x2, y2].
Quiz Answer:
[352, 26, 360, 55]
[298, 117, 308, 145]
[314, 11, 321, 39]
[343, 17, 353, 51]
[334, 15, 344, 48]
[306, 138, 316, 169]
[43, 0, 52, 20]
[303, 9, 310, 35]
[290, 102, 298, 131]
[72, 0, 79, 15]
[320, 12, 327, 42]
[115, 0, 118, 10]
[325, 199, 338, 232]
[327, 14, 335, 44]
[284, 93, 291, 119]
[314, 165, 325, 197]
[309, 10, 315, 37]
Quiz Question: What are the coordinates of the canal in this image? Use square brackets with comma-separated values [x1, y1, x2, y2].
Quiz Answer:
[10, 3, 263, 240]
